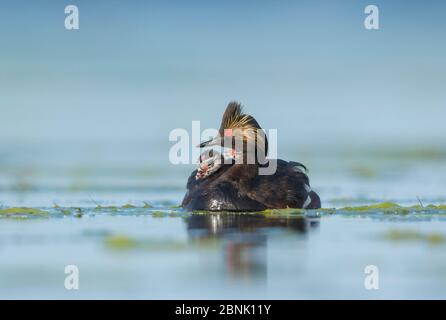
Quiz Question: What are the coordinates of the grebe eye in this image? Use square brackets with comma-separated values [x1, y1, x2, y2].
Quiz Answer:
[224, 128, 233, 137]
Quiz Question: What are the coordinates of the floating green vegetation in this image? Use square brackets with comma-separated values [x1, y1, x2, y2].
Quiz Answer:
[340, 202, 410, 214]
[189, 208, 312, 218]
[53, 203, 72, 215]
[55, 206, 83, 218]
[151, 211, 168, 218]
[143, 202, 153, 208]
[0, 207, 49, 218]
[341, 202, 400, 211]
[189, 204, 407, 217]
[91, 203, 186, 217]
[382, 229, 445, 245]
[189, 202, 446, 217]
[1, 202, 444, 221]
[104, 235, 188, 251]
[262, 208, 305, 216]
[151, 210, 186, 218]
[94, 204, 144, 211]
[105, 235, 138, 249]
[94, 205, 119, 212]
[426, 204, 446, 210]
[197, 203, 431, 217]
[336, 202, 446, 215]
[74, 208, 83, 218]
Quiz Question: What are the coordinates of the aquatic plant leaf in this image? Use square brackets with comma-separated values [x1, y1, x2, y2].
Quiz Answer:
[105, 235, 138, 249]
[143, 202, 153, 208]
[382, 229, 445, 245]
[0, 207, 49, 217]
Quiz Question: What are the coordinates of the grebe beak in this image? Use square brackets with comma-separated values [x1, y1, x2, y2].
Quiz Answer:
[197, 136, 223, 148]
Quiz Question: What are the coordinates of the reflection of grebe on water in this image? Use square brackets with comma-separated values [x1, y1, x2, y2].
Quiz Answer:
[186, 214, 319, 280]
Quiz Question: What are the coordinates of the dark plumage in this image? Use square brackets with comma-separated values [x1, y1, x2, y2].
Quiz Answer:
[181, 102, 321, 211]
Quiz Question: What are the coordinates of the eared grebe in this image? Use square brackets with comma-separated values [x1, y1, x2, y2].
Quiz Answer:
[181, 102, 321, 211]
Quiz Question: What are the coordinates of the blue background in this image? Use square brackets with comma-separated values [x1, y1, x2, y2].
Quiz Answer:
[1, 1, 445, 148]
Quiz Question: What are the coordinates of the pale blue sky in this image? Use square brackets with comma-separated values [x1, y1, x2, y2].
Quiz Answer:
[1, 0, 445, 147]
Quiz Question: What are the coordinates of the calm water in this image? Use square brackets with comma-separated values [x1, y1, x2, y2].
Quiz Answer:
[1, 142, 446, 299]
[1, 0, 446, 300]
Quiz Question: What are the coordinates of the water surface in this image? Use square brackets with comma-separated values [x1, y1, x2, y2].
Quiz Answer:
[1, 143, 446, 299]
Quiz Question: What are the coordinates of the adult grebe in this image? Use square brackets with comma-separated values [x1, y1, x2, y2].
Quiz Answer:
[181, 102, 321, 211]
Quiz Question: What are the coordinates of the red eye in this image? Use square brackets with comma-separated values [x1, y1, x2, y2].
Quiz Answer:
[224, 129, 233, 137]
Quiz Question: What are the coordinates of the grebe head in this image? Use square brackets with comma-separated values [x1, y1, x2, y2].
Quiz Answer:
[198, 102, 268, 163]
